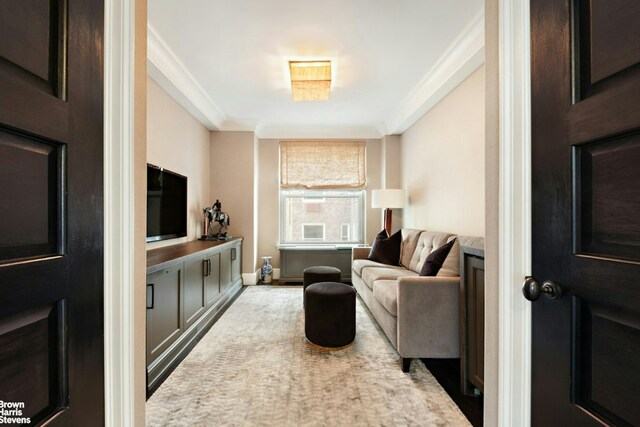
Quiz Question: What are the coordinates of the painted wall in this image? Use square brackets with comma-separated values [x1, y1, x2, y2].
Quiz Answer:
[381, 135, 403, 234]
[134, 1, 147, 424]
[485, 0, 500, 424]
[146, 77, 211, 249]
[210, 131, 257, 275]
[400, 65, 485, 237]
[257, 139, 280, 269]
[365, 139, 383, 241]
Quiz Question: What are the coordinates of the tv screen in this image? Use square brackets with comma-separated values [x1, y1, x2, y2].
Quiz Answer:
[147, 164, 187, 242]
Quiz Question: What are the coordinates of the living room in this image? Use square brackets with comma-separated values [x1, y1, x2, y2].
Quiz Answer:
[144, 0, 485, 425]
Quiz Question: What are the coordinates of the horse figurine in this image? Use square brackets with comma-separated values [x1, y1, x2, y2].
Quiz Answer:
[204, 199, 231, 239]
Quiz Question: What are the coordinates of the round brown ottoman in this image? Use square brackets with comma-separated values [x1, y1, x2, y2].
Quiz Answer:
[303, 266, 341, 306]
[305, 282, 356, 348]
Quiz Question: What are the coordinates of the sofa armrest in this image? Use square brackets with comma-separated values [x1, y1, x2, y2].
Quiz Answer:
[396, 276, 460, 358]
[352, 246, 370, 262]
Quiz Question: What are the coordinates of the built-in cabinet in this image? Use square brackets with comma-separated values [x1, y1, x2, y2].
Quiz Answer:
[459, 245, 485, 396]
[146, 238, 243, 394]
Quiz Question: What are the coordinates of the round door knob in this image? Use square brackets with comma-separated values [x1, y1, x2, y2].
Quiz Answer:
[522, 277, 562, 301]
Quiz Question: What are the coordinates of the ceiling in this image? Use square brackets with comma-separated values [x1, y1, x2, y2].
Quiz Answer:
[148, 0, 484, 138]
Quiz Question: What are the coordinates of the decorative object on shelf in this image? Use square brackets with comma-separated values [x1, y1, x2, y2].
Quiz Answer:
[201, 199, 231, 240]
[371, 189, 406, 237]
[261, 256, 273, 284]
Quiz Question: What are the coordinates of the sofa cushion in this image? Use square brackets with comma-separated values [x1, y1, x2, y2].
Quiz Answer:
[373, 280, 398, 316]
[368, 229, 402, 265]
[411, 231, 455, 273]
[399, 228, 422, 269]
[437, 237, 460, 277]
[420, 238, 456, 276]
[361, 266, 418, 287]
[352, 259, 403, 276]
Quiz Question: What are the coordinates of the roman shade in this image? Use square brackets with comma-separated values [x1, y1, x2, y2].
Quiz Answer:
[280, 141, 366, 189]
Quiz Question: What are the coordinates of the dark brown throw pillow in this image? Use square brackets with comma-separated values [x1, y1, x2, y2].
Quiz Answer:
[420, 238, 456, 276]
[368, 229, 402, 265]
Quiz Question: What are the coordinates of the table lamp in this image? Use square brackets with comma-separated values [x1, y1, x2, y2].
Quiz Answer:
[371, 189, 406, 236]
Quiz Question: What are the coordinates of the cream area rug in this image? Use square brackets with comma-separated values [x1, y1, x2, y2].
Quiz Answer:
[146, 286, 470, 427]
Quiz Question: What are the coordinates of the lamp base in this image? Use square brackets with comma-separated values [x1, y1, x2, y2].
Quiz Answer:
[384, 208, 393, 237]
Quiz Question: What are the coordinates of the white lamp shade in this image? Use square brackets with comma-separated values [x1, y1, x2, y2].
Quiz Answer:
[371, 189, 405, 209]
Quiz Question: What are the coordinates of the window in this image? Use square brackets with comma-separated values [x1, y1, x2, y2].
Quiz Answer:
[279, 141, 366, 245]
[302, 224, 325, 241]
[341, 224, 350, 241]
[280, 190, 364, 244]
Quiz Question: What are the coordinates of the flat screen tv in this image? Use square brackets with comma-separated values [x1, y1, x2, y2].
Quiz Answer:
[147, 164, 187, 242]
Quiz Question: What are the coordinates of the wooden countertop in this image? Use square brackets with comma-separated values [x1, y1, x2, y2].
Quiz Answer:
[147, 237, 243, 269]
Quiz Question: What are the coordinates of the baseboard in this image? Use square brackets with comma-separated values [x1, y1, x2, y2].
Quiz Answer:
[243, 268, 280, 285]
[242, 270, 259, 285]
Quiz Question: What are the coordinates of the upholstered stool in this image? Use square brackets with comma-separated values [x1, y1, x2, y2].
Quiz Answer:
[304, 282, 356, 348]
[303, 266, 341, 306]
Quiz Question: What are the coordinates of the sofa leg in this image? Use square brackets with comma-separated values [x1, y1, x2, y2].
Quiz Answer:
[402, 358, 411, 372]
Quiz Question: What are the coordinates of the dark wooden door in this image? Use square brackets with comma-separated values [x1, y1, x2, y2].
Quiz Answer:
[531, 0, 640, 425]
[0, 0, 104, 425]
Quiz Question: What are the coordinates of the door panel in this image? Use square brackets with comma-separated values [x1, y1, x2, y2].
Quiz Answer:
[220, 249, 232, 292]
[531, 0, 640, 425]
[0, 0, 104, 424]
[0, 303, 66, 424]
[146, 267, 183, 364]
[572, 300, 640, 426]
[184, 258, 206, 329]
[573, 133, 640, 261]
[570, 0, 640, 143]
[0, 128, 64, 263]
[205, 253, 221, 307]
[0, 0, 66, 96]
[577, 0, 640, 87]
[0, 0, 69, 141]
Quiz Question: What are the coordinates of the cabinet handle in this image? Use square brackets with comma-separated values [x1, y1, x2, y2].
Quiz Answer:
[203, 259, 212, 276]
[146, 284, 154, 309]
[231, 248, 236, 261]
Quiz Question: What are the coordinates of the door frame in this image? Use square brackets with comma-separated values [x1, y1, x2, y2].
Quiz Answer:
[101, 0, 536, 424]
[498, 0, 532, 425]
[104, 0, 144, 424]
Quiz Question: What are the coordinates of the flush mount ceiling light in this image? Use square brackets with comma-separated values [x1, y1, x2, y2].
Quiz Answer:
[289, 60, 331, 101]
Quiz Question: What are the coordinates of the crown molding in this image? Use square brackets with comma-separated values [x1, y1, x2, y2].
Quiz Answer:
[147, 23, 225, 130]
[385, 9, 485, 135]
[255, 124, 385, 140]
[219, 118, 261, 132]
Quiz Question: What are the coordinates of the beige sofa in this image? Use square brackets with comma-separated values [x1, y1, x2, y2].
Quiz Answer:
[351, 228, 483, 371]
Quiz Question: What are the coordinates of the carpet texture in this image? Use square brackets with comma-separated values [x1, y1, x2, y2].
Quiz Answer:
[146, 286, 470, 427]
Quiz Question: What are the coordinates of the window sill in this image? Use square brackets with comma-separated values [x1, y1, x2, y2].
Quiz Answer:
[277, 243, 366, 251]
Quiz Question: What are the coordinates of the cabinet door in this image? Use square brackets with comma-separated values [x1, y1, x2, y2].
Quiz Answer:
[146, 265, 183, 365]
[220, 249, 232, 292]
[466, 256, 485, 392]
[183, 257, 206, 329]
[204, 253, 220, 307]
[231, 245, 241, 282]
